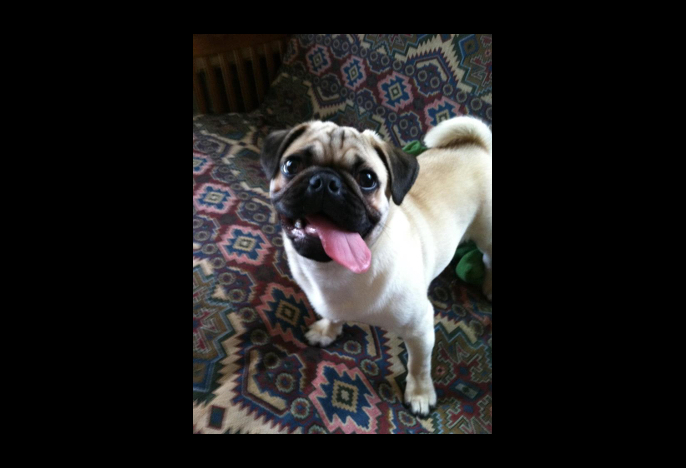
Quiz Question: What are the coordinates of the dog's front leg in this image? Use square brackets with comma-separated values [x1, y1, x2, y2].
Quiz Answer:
[400, 303, 437, 416]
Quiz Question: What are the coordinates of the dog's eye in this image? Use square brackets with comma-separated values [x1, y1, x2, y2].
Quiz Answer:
[282, 157, 301, 176]
[357, 170, 377, 190]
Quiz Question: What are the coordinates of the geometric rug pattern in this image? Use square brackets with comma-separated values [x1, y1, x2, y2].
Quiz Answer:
[260, 34, 492, 147]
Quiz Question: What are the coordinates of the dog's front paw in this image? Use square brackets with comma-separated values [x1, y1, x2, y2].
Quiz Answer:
[305, 319, 343, 347]
[404, 375, 437, 417]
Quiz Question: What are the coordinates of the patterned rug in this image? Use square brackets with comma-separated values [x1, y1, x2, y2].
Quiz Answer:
[193, 34, 492, 434]
[260, 34, 491, 145]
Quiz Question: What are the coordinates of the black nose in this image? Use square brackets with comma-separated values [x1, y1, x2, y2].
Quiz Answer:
[309, 173, 341, 195]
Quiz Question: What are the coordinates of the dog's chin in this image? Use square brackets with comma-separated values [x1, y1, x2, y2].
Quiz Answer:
[279, 212, 375, 263]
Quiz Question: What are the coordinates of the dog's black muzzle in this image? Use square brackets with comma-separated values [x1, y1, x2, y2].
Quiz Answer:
[274, 168, 370, 235]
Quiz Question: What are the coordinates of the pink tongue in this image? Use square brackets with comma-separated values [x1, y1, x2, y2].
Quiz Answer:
[305, 214, 371, 273]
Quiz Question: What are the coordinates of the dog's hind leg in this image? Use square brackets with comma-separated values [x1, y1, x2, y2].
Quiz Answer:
[469, 210, 492, 302]
[481, 246, 492, 302]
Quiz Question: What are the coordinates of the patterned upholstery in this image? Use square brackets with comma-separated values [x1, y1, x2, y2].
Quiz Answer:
[193, 34, 492, 434]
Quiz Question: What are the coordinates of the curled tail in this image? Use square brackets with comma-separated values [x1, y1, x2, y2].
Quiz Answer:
[423, 116, 492, 155]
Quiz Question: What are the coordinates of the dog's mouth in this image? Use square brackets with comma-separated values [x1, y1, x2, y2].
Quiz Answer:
[279, 213, 371, 273]
[279, 215, 318, 239]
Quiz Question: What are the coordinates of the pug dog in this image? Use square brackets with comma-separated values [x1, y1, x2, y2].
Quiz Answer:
[260, 116, 492, 416]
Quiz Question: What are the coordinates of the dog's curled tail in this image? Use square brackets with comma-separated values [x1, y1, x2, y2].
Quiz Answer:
[423, 116, 492, 155]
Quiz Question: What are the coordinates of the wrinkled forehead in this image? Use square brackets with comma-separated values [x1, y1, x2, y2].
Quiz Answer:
[284, 122, 386, 173]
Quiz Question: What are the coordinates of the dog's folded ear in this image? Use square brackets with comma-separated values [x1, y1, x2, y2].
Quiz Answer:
[260, 125, 308, 179]
[374, 144, 420, 205]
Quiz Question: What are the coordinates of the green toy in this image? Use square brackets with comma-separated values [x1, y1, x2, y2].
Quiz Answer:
[402, 140, 486, 286]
